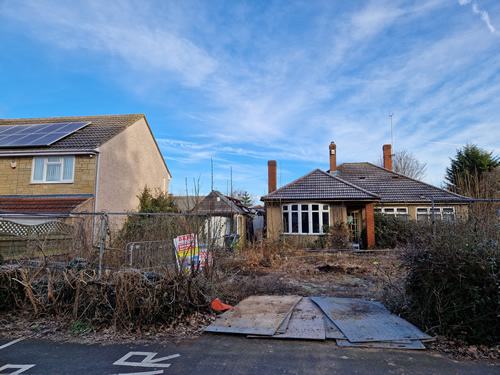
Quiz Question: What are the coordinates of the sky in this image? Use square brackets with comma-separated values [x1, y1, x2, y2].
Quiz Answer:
[1, 0, 499, 204]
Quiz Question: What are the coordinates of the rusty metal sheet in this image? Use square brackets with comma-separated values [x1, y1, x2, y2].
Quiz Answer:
[311, 297, 432, 343]
[249, 297, 326, 340]
[336, 339, 426, 350]
[204, 295, 301, 336]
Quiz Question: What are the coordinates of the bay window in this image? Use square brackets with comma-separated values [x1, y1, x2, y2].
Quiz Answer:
[282, 203, 330, 234]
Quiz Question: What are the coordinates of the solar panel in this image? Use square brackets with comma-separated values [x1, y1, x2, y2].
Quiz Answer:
[0, 122, 90, 148]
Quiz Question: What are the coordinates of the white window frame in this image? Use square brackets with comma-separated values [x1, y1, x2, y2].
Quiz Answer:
[374, 206, 409, 219]
[31, 156, 75, 183]
[416, 207, 456, 221]
[282, 203, 330, 235]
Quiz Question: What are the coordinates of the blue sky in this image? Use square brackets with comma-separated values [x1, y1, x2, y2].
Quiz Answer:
[1, 0, 499, 203]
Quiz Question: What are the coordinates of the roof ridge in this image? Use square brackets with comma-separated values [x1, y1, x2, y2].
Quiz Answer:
[342, 162, 469, 199]
[0, 114, 144, 123]
[262, 169, 380, 200]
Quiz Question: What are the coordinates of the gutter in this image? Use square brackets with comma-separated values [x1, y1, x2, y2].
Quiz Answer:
[0, 149, 98, 157]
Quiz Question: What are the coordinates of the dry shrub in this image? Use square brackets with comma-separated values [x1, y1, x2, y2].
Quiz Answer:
[398, 213, 499, 345]
[315, 222, 351, 249]
[0, 264, 212, 332]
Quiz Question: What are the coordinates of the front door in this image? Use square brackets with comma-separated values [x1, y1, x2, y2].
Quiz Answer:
[347, 210, 361, 245]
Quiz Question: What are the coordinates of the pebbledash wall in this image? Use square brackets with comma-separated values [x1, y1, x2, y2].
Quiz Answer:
[0, 155, 97, 196]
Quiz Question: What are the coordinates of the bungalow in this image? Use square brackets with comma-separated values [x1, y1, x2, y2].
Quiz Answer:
[262, 142, 469, 248]
[195, 190, 251, 248]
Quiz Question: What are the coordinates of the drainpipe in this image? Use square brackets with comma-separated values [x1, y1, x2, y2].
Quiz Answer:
[431, 198, 435, 235]
[93, 148, 101, 245]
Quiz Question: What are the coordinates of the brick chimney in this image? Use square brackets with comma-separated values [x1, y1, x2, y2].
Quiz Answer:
[383, 144, 392, 171]
[329, 142, 337, 173]
[268, 160, 277, 193]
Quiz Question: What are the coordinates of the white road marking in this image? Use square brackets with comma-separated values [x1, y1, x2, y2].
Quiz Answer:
[0, 338, 26, 350]
[114, 371, 164, 375]
[0, 364, 36, 375]
[113, 351, 180, 368]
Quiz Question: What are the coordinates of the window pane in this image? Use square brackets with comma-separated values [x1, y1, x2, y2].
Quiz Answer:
[283, 205, 288, 210]
[63, 157, 74, 180]
[33, 158, 44, 181]
[47, 157, 60, 163]
[46, 164, 61, 182]
[301, 212, 309, 233]
[312, 212, 320, 233]
[397, 208, 407, 213]
[385, 208, 394, 213]
[291, 205, 298, 211]
[283, 212, 289, 233]
[443, 213, 454, 221]
[292, 212, 299, 233]
[323, 205, 329, 210]
[312, 204, 319, 211]
[322, 212, 329, 230]
[301, 204, 308, 210]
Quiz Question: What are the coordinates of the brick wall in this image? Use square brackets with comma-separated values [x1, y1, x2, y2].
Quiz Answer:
[365, 203, 376, 249]
[0, 155, 97, 195]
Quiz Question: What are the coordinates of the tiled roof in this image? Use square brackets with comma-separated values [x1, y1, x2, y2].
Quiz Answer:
[262, 169, 380, 201]
[337, 163, 468, 203]
[196, 191, 250, 215]
[172, 196, 206, 213]
[0, 195, 92, 213]
[0, 114, 144, 153]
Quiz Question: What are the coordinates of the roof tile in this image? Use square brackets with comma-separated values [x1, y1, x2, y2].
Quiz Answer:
[0, 114, 144, 152]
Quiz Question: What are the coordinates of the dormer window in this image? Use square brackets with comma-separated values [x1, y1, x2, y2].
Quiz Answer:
[31, 156, 75, 183]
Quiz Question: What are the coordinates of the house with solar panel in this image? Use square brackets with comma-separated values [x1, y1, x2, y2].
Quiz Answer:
[261, 142, 470, 249]
[0, 114, 171, 223]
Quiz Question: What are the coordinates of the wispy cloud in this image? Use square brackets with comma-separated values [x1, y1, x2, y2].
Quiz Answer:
[1, 0, 499, 195]
[458, 0, 498, 34]
[2, 0, 218, 86]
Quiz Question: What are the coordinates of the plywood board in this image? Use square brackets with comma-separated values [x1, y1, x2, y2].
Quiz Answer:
[249, 297, 326, 340]
[204, 295, 301, 336]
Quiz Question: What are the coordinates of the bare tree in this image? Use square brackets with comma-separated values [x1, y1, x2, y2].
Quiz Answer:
[376, 149, 427, 180]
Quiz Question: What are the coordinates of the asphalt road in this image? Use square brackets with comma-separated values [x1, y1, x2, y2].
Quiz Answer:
[0, 334, 497, 375]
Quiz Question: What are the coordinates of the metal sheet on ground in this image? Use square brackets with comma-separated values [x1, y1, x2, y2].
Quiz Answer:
[323, 314, 346, 340]
[275, 297, 302, 334]
[311, 297, 433, 343]
[204, 295, 301, 336]
[336, 339, 426, 350]
[248, 297, 326, 340]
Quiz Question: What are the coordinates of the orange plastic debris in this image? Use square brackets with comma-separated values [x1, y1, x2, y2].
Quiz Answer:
[211, 299, 232, 312]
